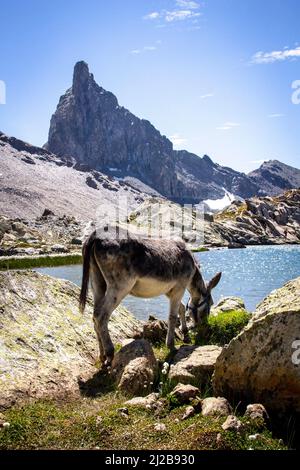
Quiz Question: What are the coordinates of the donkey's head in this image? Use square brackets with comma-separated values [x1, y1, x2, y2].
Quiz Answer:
[186, 271, 222, 327]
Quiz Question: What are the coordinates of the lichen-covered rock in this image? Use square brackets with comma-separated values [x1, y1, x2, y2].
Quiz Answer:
[169, 383, 200, 404]
[213, 277, 300, 416]
[0, 270, 142, 408]
[201, 397, 232, 417]
[168, 345, 222, 388]
[111, 339, 158, 396]
[210, 296, 246, 316]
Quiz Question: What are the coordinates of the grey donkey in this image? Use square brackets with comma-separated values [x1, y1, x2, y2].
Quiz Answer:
[79, 230, 221, 367]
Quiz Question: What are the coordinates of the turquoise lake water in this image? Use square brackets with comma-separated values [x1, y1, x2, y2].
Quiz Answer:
[35, 245, 300, 321]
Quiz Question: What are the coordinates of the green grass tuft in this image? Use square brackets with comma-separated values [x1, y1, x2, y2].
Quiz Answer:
[207, 309, 250, 345]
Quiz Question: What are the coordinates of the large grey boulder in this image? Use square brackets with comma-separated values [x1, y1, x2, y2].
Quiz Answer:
[0, 270, 142, 408]
[213, 277, 300, 415]
[168, 345, 222, 388]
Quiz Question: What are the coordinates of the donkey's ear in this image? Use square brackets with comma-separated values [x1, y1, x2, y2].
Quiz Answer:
[207, 272, 222, 291]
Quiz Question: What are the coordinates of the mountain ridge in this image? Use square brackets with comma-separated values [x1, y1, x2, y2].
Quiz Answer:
[45, 61, 271, 203]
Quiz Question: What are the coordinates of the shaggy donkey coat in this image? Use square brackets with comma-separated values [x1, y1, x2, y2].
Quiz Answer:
[80, 230, 221, 366]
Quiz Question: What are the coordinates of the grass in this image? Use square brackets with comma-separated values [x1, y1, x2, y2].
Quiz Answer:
[0, 395, 287, 450]
[207, 309, 250, 346]
[0, 253, 82, 270]
[191, 246, 209, 252]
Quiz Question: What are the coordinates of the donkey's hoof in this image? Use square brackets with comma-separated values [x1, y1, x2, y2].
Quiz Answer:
[183, 334, 191, 344]
[104, 357, 114, 369]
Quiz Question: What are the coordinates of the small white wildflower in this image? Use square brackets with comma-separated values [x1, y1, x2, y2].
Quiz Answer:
[154, 423, 166, 432]
[2, 422, 10, 428]
[96, 416, 103, 426]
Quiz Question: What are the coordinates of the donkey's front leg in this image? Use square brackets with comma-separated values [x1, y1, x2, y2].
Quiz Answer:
[179, 302, 191, 343]
[166, 288, 185, 351]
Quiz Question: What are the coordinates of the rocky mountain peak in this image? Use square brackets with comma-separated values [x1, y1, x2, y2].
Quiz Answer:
[72, 61, 92, 91]
[45, 61, 299, 203]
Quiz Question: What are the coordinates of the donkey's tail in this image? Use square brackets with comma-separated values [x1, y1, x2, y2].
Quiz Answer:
[79, 231, 96, 313]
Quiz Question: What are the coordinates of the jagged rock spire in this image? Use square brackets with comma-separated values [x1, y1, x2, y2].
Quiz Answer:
[72, 61, 91, 94]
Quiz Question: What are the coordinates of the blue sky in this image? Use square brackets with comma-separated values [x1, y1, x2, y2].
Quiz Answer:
[0, 0, 299, 173]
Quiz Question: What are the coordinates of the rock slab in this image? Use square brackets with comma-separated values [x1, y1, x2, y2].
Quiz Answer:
[0, 270, 142, 408]
[213, 277, 300, 415]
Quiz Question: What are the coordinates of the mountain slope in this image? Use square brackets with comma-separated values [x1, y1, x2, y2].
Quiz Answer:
[0, 131, 146, 221]
[45, 61, 263, 203]
[248, 160, 300, 196]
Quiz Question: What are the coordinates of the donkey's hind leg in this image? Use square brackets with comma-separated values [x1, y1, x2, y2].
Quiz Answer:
[94, 279, 137, 367]
[90, 254, 107, 364]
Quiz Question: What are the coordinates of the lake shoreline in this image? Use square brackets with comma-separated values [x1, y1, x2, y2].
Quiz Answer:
[1, 242, 300, 271]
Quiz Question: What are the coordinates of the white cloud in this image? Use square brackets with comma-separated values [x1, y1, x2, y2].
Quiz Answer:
[130, 44, 159, 55]
[143, 12, 160, 20]
[165, 10, 201, 22]
[251, 46, 300, 64]
[216, 121, 240, 131]
[176, 0, 200, 10]
[169, 133, 187, 148]
[143, 1, 202, 25]
[268, 113, 285, 118]
[200, 93, 214, 99]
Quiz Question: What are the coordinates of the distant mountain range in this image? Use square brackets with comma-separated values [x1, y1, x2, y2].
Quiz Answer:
[249, 160, 300, 195]
[45, 61, 300, 203]
[1, 60, 299, 220]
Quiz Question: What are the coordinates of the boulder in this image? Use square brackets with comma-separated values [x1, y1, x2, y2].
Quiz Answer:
[125, 393, 159, 409]
[221, 415, 242, 432]
[169, 383, 200, 405]
[181, 406, 195, 420]
[201, 397, 232, 417]
[143, 316, 168, 344]
[210, 296, 246, 316]
[50, 244, 68, 253]
[245, 404, 269, 422]
[168, 345, 222, 388]
[0, 271, 142, 408]
[111, 339, 158, 396]
[143, 315, 182, 344]
[213, 277, 300, 416]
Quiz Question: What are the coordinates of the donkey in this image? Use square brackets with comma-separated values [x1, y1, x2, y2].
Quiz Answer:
[79, 230, 221, 366]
